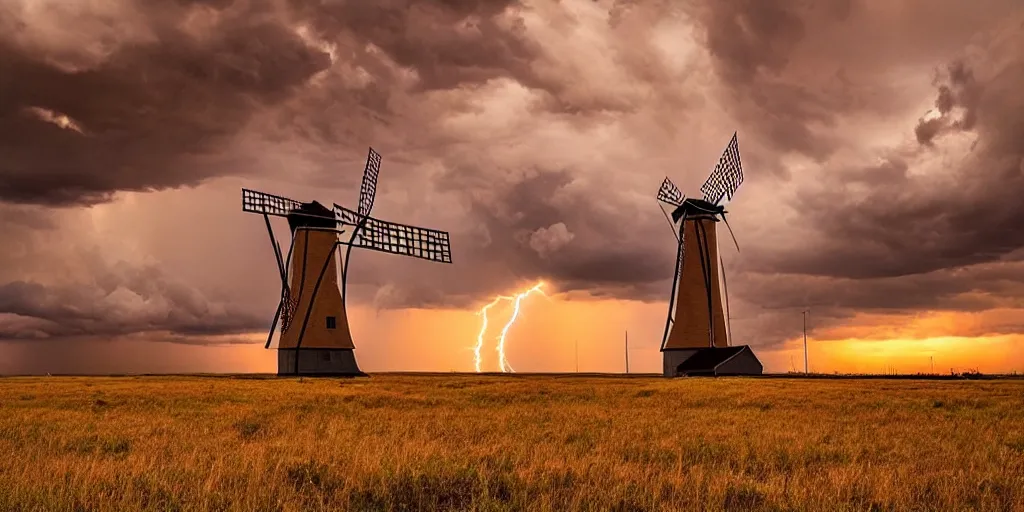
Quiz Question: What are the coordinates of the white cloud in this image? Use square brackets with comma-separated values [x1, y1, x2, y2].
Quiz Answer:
[529, 222, 575, 258]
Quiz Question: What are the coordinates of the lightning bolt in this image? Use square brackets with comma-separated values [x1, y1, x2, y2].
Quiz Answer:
[496, 282, 545, 372]
[475, 295, 512, 373]
[474, 281, 546, 373]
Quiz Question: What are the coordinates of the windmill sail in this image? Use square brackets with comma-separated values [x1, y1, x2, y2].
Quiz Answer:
[335, 204, 452, 263]
[699, 132, 743, 206]
[242, 188, 303, 217]
[657, 177, 685, 207]
[358, 147, 382, 217]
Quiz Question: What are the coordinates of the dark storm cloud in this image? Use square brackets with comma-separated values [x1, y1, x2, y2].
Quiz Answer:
[760, 46, 1024, 280]
[741, 262, 1024, 315]
[688, 0, 856, 161]
[294, 0, 541, 92]
[442, 166, 673, 297]
[699, 0, 849, 84]
[294, 0, 665, 117]
[914, 61, 982, 146]
[0, 200, 269, 344]
[688, 0, 1023, 162]
[0, 259, 264, 340]
[0, 0, 331, 206]
[255, 0, 550, 187]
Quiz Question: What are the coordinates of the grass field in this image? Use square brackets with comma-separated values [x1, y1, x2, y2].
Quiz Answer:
[1, 375, 1023, 511]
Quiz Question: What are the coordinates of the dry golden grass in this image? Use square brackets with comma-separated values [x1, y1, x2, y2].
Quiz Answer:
[1, 374, 1023, 511]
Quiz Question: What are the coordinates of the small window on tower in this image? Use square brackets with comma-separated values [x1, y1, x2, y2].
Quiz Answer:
[326, 316, 337, 329]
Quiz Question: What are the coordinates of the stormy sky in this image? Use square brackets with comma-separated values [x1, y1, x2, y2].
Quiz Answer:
[1, 0, 1023, 374]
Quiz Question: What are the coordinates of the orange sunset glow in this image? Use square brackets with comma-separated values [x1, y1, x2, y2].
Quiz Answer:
[4, 295, 1022, 375]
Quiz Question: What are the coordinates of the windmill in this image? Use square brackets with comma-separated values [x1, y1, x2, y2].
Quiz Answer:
[242, 148, 453, 376]
[654, 133, 762, 377]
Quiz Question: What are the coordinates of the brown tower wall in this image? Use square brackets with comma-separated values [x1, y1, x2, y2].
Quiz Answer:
[663, 216, 729, 349]
[278, 229, 356, 350]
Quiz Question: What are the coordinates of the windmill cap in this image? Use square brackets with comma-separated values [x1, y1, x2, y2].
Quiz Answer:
[287, 200, 337, 231]
[670, 198, 725, 223]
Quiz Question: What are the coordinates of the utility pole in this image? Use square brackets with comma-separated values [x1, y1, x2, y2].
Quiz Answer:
[930, 356, 934, 374]
[575, 339, 579, 373]
[802, 310, 809, 374]
[625, 330, 630, 374]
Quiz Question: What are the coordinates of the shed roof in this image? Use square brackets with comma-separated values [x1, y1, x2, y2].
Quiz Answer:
[674, 346, 749, 373]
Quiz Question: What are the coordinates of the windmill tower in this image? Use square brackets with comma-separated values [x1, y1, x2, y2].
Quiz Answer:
[242, 148, 453, 376]
[655, 133, 762, 377]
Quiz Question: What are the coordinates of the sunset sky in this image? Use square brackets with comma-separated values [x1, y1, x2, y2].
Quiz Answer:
[1, 0, 1023, 375]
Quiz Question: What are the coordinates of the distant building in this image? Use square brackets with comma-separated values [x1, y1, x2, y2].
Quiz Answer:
[663, 345, 763, 377]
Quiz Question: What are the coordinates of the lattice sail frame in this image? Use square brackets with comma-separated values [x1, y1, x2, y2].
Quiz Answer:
[242, 188, 304, 217]
[335, 204, 452, 263]
[699, 132, 744, 207]
[358, 148, 382, 217]
[657, 177, 685, 207]
[240, 187, 452, 264]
